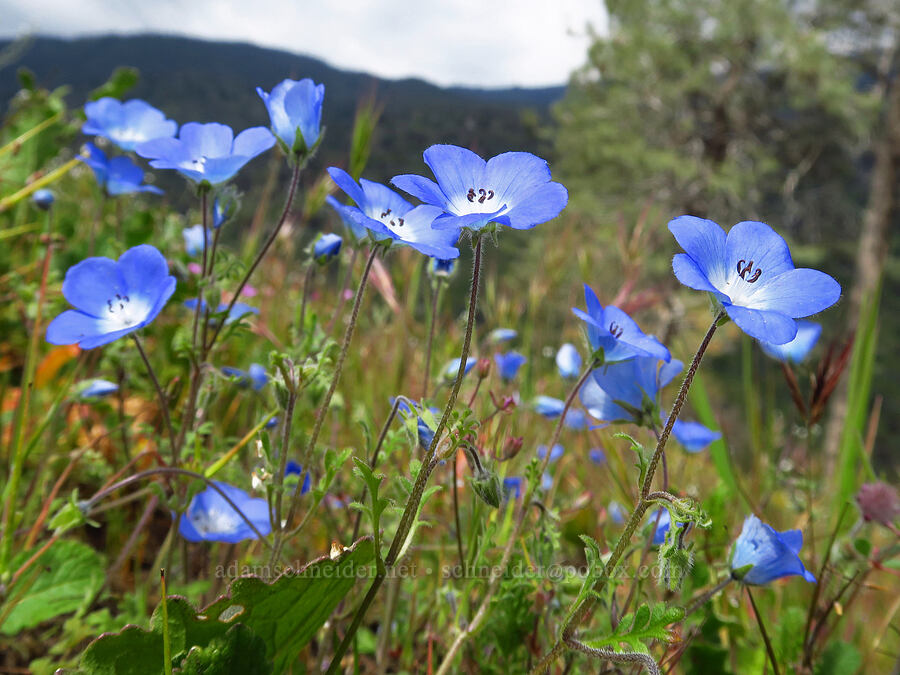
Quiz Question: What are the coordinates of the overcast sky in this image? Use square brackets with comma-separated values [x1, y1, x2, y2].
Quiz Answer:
[0, 0, 608, 88]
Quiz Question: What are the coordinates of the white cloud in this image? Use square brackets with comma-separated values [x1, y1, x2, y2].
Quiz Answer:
[0, 0, 607, 86]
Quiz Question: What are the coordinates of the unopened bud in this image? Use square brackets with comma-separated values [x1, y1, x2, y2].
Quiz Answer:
[856, 481, 900, 527]
[499, 436, 524, 461]
[476, 357, 491, 380]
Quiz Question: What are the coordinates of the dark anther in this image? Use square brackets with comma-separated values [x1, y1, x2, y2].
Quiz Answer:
[119, 303, 125, 310]
[397, 218, 404, 227]
[115, 293, 122, 300]
[478, 188, 487, 203]
[609, 321, 624, 339]
[467, 188, 476, 202]
[381, 208, 392, 218]
[107, 299, 114, 312]
[124, 295, 130, 302]
[736, 259, 762, 283]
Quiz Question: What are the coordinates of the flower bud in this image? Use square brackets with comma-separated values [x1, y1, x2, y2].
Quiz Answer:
[856, 481, 900, 528]
[32, 188, 55, 210]
[499, 436, 524, 461]
[476, 357, 491, 380]
[314, 232, 343, 264]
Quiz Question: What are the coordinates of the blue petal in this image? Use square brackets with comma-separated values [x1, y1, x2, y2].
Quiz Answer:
[423, 144, 485, 205]
[725, 221, 796, 287]
[488, 328, 518, 343]
[672, 253, 728, 300]
[283, 79, 324, 148]
[390, 174, 448, 209]
[494, 351, 526, 380]
[232, 126, 276, 159]
[380, 204, 460, 258]
[80, 379, 119, 398]
[556, 343, 582, 378]
[725, 304, 798, 344]
[743, 268, 841, 317]
[758, 320, 821, 363]
[671, 419, 721, 452]
[534, 395, 565, 418]
[46, 310, 107, 346]
[668, 216, 728, 289]
[179, 122, 234, 158]
[61, 256, 123, 316]
[117, 245, 171, 301]
[328, 167, 367, 207]
[501, 181, 568, 230]
[579, 367, 633, 423]
[658, 359, 683, 389]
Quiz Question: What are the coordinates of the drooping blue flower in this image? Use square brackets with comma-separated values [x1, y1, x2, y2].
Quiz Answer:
[314, 233, 343, 263]
[608, 500, 625, 525]
[494, 351, 526, 381]
[222, 302, 259, 325]
[758, 320, 822, 364]
[177, 481, 271, 543]
[650, 508, 675, 545]
[32, 189, 54, 210]
[394, 397, 441, 450]
[488, 328, 518, 343]
[537, 444, 564, 462]
[432, 258, 455, 277]
[79, 379, 119, 399]
[669, 216, 841, 344]
[256, 78, 325, 154]
[82, 98, 177, 152]
[589, 448, 606, 465]
[80, 142, 163, 196]
[556, 343, 582, 378]
[502, 476, 524, 500]
[534, 395, 565, 418]
[136, 122, 275, 185]
[46, 244, 176, 349]
[327, 167, 460, 259]
[391, 145, 568, 233]
[212, 193, 234, 228]
[671, 418, 722, 453]
[265, 416, 279, 429]
[540, 472, 554, 491]
[182, 225, 211, 257]
[573, 285, 670, 363]
[730, 514, 816, 585]
[443, 357, 477, 380]
[563, 408, 589, 430]
[285, 460, 312, 495]
[221, 363, 268, 391]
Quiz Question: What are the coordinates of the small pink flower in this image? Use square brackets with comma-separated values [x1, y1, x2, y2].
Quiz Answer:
[188, 262, 202, 275]
[241, 284, 258, 298]
[857, 482, 900, 528]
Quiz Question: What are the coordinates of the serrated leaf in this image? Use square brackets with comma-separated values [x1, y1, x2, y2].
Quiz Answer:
[1, 539, 104, 634]
[584, 603, 685, 655]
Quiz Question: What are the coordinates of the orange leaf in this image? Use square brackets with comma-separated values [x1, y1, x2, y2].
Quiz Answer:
[35, 344, 80, 387]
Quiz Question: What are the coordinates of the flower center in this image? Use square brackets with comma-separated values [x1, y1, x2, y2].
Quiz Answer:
[191, 505, 240, 536]
[379, 208, 405, 228]
[101, 292, 150, 331]
[466, 188, 495, 204]
[736, 259, 762, 284]
[608, 321, 624, 339]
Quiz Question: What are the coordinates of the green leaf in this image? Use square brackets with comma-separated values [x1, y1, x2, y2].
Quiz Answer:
[87, 67, 139, 102]
[814, 640, 861, 675]
[76, 538, 375, 674]
[775, 606, 806, 665]
[583, 603, 685, 655]
[1, 539, 104, 635]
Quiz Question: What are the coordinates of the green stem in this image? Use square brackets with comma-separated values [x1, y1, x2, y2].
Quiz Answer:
[272, 379, 298, 538]
[297, 262, 315, 335]
[684, 576, 733, 617]
[132, 335, 177, 460]
[747, 586, 781, 675]
[326, 236, 484, 675]
[272, 247, 378, 563]
[161, 569, 173, 675]
[423, 276, 442, 399]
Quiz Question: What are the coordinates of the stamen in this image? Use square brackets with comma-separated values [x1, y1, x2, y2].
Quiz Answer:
[466, 188, 495, 204]
[381, 208, 392, 218]
[736, 260, 762, 283]
[609, 321, 624, 339]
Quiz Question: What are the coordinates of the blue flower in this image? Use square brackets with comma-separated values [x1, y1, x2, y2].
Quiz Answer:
[556, 343, 582, 378]
[394, 397, 440, 449]
[327, 167, 460, 259]
[537, 444, 564, 462]
[46, 244, 176, 349]
[730, 514, 815, 585]
[265, 416, 279, 429]
[177, 482, 271, 543]
[758, 320, 821, 364]
[534, 395, 565, 418]
[212, 194, 234, 228]
[285, 460, 312, 495]
[502, 477, 524, 500]
[488, 328, 517, 343]
[256, 78, 325, 154]
[443, 357, 477, 380]
[79, 379, 119, 399]
[494, 351, 526, 381]
[608, 500, 625, 525]
[80, 142, 163, 196]
[391, 145, 568, 232]
[563, 408, 589, 430]
[573, 285, 670, 363]
[82, 98, 177, 152]
[32, 189, 54, 210]
[669, 216, 841, 344]
[671, 418, 722, 453]
[649, 508, 681, 545]
[589, 448, 606, 465]
[222, 302, 259, 325]
[432, 258, 455, 277]
[183, 225, 211, 257]
[221, 363, 268, 391]
[314, 233, 343, 263]
[136, 122, 275, 185]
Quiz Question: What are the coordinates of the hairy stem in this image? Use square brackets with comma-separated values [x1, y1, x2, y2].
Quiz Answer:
[132, 335, 177, 459]
[747, 586, 781, 675]
[423, 276, 442, 399]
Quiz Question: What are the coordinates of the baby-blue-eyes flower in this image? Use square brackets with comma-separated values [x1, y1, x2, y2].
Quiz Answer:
[222, 302, 259, 325]
[392, 397, 440, 450]
[79, 379, 119, 399]
[730, 514, 815, 585]
[285, 461, 312, 495]
[534, 395, 565, 418]
[589, 448, 606, 465]
[503, 477, 524, 500]
[443, 357, 476, 380]
[46, 244, 176, 349]
[82, 98, 177, 152]
[608, 500, 625, 525]
[649, 508, 686, 545]
[494, 351, 526, 381]
[327, 167, 460, 259]
[80, 142, 163, 196]
[391, 144, 568, 233]
[488, 328, 517, 343]
[758, 320, 821, 364]
[265, 416, 279, 429]
[669, 216, 841, 344]
[221, 363, 268, 391]
[537, 444, 564, 462]
[432, 258, 455, 277]
[182, 225, 211, 257]
[573, 285, 670, 363]
[212, 194, 234, 228]
[256, 78, 325, 154]
[563, 408, 589, 430]
[136, 122, 275, 185]
[580, 357, 720, 451]
[314, 233, 343, 263]
[32, 189, 54, 210]
[556, 343, 582, 378]
[177, 482, 271, 543]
